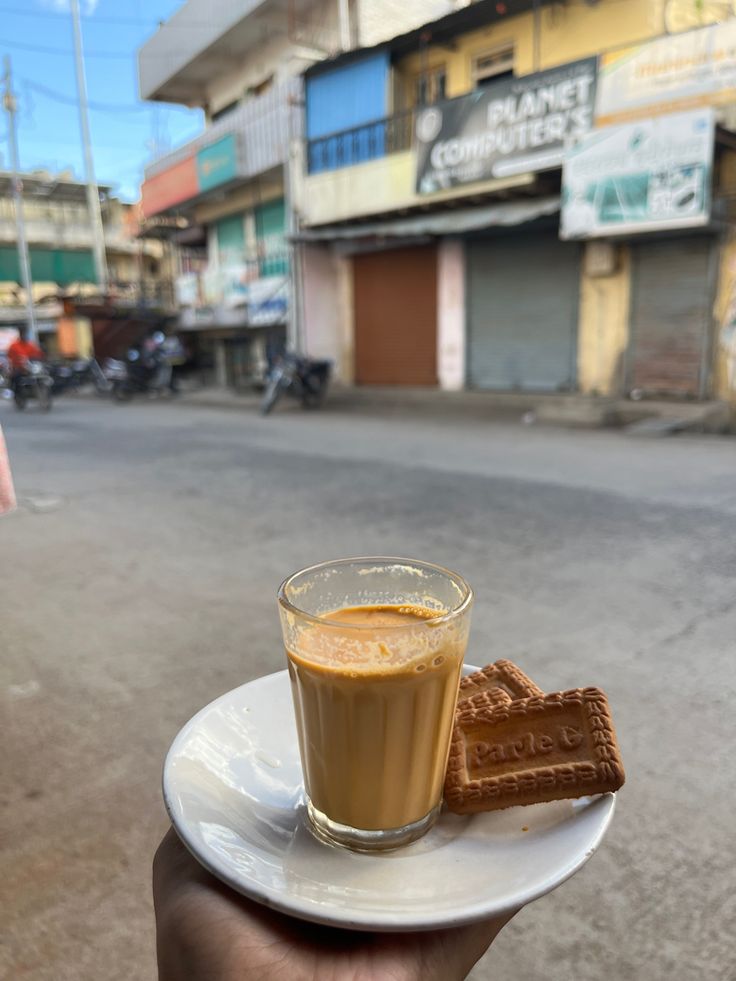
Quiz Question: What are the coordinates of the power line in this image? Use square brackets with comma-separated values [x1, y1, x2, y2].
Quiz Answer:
[23, 80, 146, 112]
[0, 36, 135, 59]
[21, 78, 199, 114]
[0, 3, 162, 26]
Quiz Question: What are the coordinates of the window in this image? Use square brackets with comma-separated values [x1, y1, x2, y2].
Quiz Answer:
[414, 66, 446, 107]
[472, 46, 514, 88]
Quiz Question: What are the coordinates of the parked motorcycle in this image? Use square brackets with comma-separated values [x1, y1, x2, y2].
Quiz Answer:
[70, 358, 112, 394]
[104, 347, 174, 402]
[47, 360, 74, 396]
[260, 353, 333, 416]
[0, 354, 10, 394]
[13, 360, 53, 411]
[47, 357, 111, 397]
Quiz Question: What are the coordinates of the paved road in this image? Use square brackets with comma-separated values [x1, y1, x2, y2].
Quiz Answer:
[2, 397, 734, 981]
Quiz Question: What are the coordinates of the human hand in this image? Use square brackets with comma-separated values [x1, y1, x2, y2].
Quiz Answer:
[153, 827, 516, 981]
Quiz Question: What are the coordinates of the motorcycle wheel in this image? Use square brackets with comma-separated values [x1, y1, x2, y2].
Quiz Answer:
[113, 381, 133, 403]
[301, 386, 326, 410]
[260, 375, 284, 416]
[38, 384, 52, 412]
[14, 389, 26, 410]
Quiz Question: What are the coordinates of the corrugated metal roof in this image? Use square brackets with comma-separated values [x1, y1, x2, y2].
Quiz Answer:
[294, 195, 560, 241]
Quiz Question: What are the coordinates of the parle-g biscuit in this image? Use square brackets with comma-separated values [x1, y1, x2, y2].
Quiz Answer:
[458, 659, 544, 703]
[444, 687, 625, 814]
[459, 686, 513, 712]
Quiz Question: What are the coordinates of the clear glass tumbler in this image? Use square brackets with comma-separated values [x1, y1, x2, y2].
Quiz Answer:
[278, 556, 473, 851]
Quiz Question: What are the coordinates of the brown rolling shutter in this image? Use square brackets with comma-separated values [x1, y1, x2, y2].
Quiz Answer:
[627, 238, 713, 397]
[353, 246, 437, 385]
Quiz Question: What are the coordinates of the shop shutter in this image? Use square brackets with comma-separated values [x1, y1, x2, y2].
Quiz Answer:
[627, 238, 712, 397]
[353, 246, 437, 385]
[467, 234, 580, 391]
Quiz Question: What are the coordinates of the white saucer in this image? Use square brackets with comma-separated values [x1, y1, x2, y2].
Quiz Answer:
[163, 667, 616, 932]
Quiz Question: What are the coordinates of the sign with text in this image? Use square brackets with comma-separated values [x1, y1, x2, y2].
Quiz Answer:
[560, 108, 714, 239]
[415, 58, 596, 194]
[142, 134, 241, 217]
[141, 156, 198, 218]
[196, 134, 238, 192]
[596, 21, 736, 125]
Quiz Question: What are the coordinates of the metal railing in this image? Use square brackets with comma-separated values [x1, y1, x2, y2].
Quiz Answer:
[106, 279, 177, 310]
[307, 108, 415, 174]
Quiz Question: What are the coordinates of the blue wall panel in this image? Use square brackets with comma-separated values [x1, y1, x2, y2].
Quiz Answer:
[306, 52, 389, 172]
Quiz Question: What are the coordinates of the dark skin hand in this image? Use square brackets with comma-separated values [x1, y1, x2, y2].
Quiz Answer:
[153, 827, 517, 981]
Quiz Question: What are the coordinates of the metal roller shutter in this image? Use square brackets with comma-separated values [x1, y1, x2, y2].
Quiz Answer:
[627, 238, 713, 398]
[353, 246, 438, 386]
[467, 234, 580, 392]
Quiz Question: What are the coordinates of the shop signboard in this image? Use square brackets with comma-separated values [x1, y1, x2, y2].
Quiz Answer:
[175, 273, 201, 307]
[415, 57, 596, 194]
[596, 21, 736, 125]
[142, 134, 241, 217]
[197, 134, 238, 192]
[141, 156, 198, 218]
[248, 276, 288, 325]
[560, 108, 714, 239]
[0, 327, 18, 352]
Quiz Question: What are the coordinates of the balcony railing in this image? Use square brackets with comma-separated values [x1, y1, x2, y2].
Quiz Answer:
[307, 108, 415, 175]
[106, 279, 177, 310]
[0, 279, 177, 311]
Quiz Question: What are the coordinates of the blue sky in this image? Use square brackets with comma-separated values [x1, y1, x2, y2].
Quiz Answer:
[0, 0, 203, 201]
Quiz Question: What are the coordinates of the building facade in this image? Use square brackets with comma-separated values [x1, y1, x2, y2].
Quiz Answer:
[290, 0, 736, 408]
[0, 170, 172, 350]
[137, 0, 458, 388]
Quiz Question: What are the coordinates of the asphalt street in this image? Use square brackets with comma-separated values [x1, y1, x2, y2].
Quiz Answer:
[2, 395, 735, 981]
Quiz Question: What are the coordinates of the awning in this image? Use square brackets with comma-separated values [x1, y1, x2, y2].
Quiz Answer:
[294, 196, 561, 242]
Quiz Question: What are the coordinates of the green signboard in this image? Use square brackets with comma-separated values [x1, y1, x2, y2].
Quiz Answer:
[255, 198, 287, 277]
[197, 134, 238, 192]
[0, 246, 96, 285]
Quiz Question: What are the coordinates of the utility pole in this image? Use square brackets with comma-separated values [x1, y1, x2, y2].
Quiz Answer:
[70, 0, 108, 292]
[2, 55, 37, 343]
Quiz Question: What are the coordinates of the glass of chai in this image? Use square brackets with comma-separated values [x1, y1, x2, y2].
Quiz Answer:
[278, 557, 473, 851]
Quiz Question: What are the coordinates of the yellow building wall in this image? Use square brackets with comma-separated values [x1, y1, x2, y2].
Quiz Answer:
[577, 245, 631, 397]
[299, 0, 692, 398]
[396, 0, 658, 103]
[295, 145, 533, 226]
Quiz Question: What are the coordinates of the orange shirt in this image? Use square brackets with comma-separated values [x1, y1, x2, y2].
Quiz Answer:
[7, 339, 44, 369]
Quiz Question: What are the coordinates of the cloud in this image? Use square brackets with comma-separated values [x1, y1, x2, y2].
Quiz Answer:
[40, 0, 100, 14]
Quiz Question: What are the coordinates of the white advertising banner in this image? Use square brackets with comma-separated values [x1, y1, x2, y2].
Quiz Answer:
[596, 21, 736, 125]
[561, 108, 714, 239]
